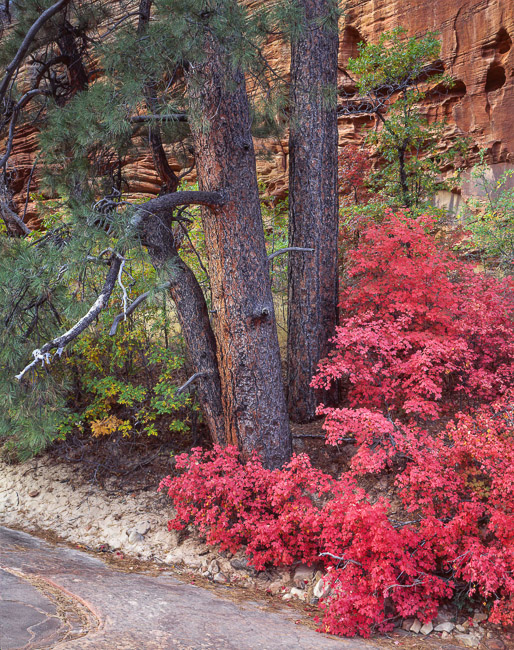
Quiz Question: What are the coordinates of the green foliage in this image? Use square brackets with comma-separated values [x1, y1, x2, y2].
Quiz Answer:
[460, 153, 514, 273]
[347, 28, 467, 210]
[60, 303, 198, 442]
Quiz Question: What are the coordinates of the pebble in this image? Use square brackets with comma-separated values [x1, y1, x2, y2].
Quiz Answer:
[229, 557, 249, 571]
[313, 578, 331, 599]
[293, 564, 314, 588]
[213, 572, 228, 584]
[455, 633, 481, 648]
[290, 587, 306, 601]
[208, 560, 220, 575]
[420, 622, 434, 635]
[435, 622, 455, 633]
[135, 521, 151, 536]
[409, 619, 422, 634]
[486, 639, 505, 650]
[28, 490, 40, 498]
[128, 530, 144, 544]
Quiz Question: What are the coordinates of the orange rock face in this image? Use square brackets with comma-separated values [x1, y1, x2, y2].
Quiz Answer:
[3, 0, 514, 220]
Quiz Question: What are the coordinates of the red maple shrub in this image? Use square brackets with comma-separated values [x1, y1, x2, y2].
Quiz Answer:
[159, 214, 514, 637]
[159, 395, 514, 636]
[313, 213, 514, 473]
[159, 448, 332, 569]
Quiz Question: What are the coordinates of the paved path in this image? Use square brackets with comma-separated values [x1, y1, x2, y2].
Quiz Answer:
[0, 526, 373, 650]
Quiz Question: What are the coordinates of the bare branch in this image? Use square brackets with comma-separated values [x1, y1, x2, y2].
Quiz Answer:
[16, 255, 123, 380]
[0, 0, 71, 106]
[109, 282, 170, 336]
[267, 247, 314, 261]
[176, 371, 211, 395]
[0, 182, 31, 234]
[0, 89, 50, 169]
[130, 190, 227, 227]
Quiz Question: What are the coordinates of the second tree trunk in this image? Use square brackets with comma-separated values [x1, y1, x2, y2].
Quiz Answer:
[287, 0, 340, 423]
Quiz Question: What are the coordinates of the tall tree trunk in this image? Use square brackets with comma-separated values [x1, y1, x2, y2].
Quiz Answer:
[135, 1, 223, 443]
[140, 217, 226, 445]
[187, 29, 292, 469]
[287, 0, 339, 423]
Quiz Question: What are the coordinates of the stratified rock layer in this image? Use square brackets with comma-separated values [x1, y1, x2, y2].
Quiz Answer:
[2, 0, 513, 222]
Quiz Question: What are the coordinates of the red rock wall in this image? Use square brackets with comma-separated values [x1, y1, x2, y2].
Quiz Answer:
[3, 0, 514, 222]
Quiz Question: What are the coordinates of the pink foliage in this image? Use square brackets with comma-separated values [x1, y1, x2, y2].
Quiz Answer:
[313, 213, 514, 472]
[159, 214, 514, 637]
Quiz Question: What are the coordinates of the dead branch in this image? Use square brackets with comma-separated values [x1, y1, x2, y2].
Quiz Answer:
[268, 246, 314, 261]
[109, 282, 171, 336]
[0, 89, 50, 169]
[0, 187, 30, 234]
[176, 371, 210, 395]
[130, 190, 227, 229]
[15, 254, 123, 380]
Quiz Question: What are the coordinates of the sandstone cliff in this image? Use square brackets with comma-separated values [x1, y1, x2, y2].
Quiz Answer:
[2, 0, 513, 224]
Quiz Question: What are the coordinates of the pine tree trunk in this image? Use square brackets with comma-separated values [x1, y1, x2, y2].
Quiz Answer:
[138, 206, 226, 446]
[287, 0, 339, 423]
[188, 32, 292, 469]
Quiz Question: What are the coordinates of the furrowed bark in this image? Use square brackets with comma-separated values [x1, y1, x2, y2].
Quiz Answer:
[136, 199, 226, 446]
[287, 0, 339, 423]
[187, 27, 292, 469]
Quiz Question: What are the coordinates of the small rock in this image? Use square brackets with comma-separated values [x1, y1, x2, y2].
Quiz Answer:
[455, 633, 480, 648]
[441, 631, 450, 640]
[135, 521, 151, 536]
[208, 559, 220, 575]
[128, 530, 144, 544]
[462, 621, 471, 630]
[290, 587, 306, 601]
[268, 580, 286, 596]
[313, 578, 331, 599]
[282, 593, 292, 601]
[28, 490, 40, 498]
[435, 608, 453, 624]
[230, 557, 248, 571]
[410, 620, 423, 634]
[486, 639, 505, 650]
[402, 619, 415, 632]
[456, 624, 467, 633]
[293, 564, 314, 588]
[435, 622, 455, 633]
[473, 612, 488, 624]
[213, 572, 228, 584]
[420, 622, 434, 635]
